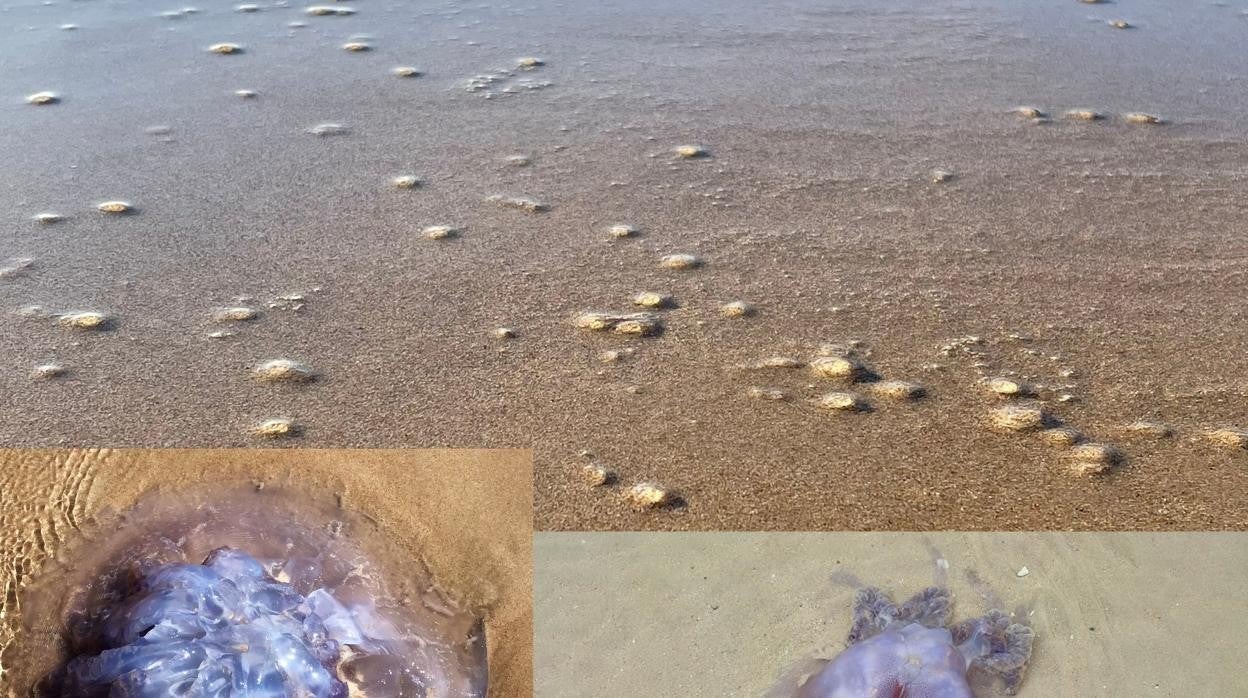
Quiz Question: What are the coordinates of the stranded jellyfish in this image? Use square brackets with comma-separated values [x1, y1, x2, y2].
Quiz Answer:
[772, 576, 1033, 697]
[17, 485, 487, 697]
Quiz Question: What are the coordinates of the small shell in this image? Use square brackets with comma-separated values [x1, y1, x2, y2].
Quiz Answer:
[581, 464, 614, 487]
[1063, 109, 1103, 121]
[930, 169, 954, 183]
[491, 327, 517, 340]
[517, 57, 545, 70]
[235, 89, 259, 99]
[1013, 106, 1045, 119]
[342, 42, 372, 52]
[32, 363, 68, 380]
[26, 91, 60, 105]
[674, 144, 709, 159]
[33, 212, 64, 224]
[308, 123, 349, 136]
[58, 311, 112, 330]
[1123, 112, 1161, 125]
[574, 312, 613, 332]
[815, 392, 868, 412]
[632, 292, 673, 309]
[253, 418, 299, 438]
[423, 225, 458, 240]
[392, 66, 422, 77]
[392, 175, 421, 189]
[870, 380, 926, 401]
[1040, 427, 1085, 447]
[1205, 428, 1248, 451]
[989, 404, 1051, 432]
[306, 6, 355, 16]
[719, 301, 754, 318]
[212, 306, 260, 323]
[252, 359, 315, 383]
[626, 482, 671, 509]
[809, 355, 867, 380]
[984, 377, 1031, 398]
[208, 43, 243, 55]
[659, 254, 703, 270]
[608, 224, 639, 239]
[747, 386, 788, 401]
[598, 348, 634, 364]
[614, 317, 660, 336]
[1068, 443, 1124, 475]
[97, 201, 134, 214]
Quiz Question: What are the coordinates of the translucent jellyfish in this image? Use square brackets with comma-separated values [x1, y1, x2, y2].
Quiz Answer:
[60, 547, 349, 696]
[772, 584, 1033, 697]
[19, 485, 487, 697]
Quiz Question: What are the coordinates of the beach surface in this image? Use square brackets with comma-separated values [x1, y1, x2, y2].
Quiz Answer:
[0, 448, 533, 697]
[3, 0, 1248, 530]
[535, 531, 1248, 696]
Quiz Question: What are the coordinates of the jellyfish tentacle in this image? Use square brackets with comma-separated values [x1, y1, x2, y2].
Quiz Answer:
[897, 586, 952, 628]
[846, 587, 899, 644]
[960, 609, 1035, 696]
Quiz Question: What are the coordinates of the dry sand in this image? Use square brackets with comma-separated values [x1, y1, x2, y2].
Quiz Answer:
[3, 0, 1248, 532]
[535, 532, 1248, 697]
[0, 449, 533, 697]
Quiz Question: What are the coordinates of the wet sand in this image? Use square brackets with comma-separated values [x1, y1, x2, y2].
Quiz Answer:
[534, 532, 1248, 696]
[0, 449, 533, 696]
[3, 0, 1248, 530]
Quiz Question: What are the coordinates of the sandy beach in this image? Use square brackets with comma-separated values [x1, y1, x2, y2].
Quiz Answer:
[535, 531, 1248, 696]
[3, 0, 1248, 694]
[2, 0, 1248, 533]
[0, 449, 533, 697]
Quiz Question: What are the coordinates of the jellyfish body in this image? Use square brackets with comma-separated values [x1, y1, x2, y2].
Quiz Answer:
[63, 548, 358, 697]
[797, 622, 974, 697]
[794, 587, 1033, 697]
[22, 486, 486, 698]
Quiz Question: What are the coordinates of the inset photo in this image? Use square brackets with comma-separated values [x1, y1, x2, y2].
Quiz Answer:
[0, 449, 532, 697]
[535, 532, 1248, 696]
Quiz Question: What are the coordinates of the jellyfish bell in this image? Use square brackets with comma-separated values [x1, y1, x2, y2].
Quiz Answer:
[12, 483, 487, 697]
[771, 578, 1033, 698]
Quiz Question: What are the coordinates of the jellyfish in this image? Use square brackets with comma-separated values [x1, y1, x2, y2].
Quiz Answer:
[18, 485, 487, 698]
[774, 586, 1033, 697]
